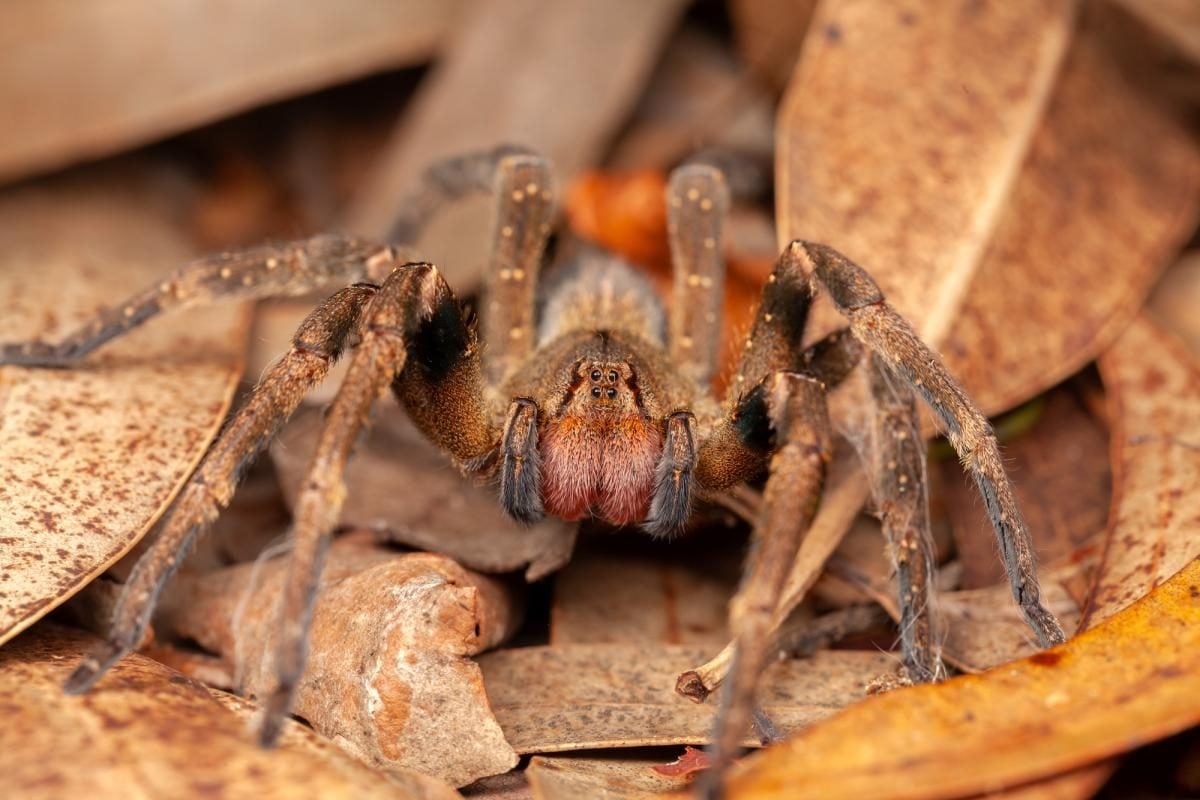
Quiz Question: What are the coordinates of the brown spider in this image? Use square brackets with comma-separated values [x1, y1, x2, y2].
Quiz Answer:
[1, 148, 1065, 797]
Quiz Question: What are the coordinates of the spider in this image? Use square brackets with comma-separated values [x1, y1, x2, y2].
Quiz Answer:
[1, 147, 1065, 797]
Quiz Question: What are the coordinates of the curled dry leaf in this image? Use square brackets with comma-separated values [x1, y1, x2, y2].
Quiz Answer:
[479, 644, 895, 754]
[0, 0, 460, 182]
[272, 406, 577, 580]
[1084, 315, 1200, 627]
[725, 557, 1200, 800]
[941, 6, 1200, 414]
[155, 537, 522, 787]
[0, 167, 249, 646]
[0, 623, 439, 800]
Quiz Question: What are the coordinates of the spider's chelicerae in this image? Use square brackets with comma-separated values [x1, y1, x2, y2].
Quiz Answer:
[2, 148, 1065, 795]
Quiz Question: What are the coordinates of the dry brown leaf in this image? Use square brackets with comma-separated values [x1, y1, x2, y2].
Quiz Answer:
[550, 534, 741, 646]
[480, 644, 895, 754]
[728, 0, 819, 93]
[780, 0, 1074, 344]
[940, 387, 1110, 589]
[725, 557, 1200, 799]
[156, 537, 522, 787]
[0, 166, 250, 646]
[606, 27, 776, 171]
[0, 623, 441, 799]
[1111, 0, 1200, 63]
[272, 406, 576, 580]
[0, 1, 459, 182]
[963, 762, 1116, 800]
[1084, 315, 1200, 627]
[942, 7, 1200, 414]
[348, 0, 688, 253]
[1147, 250, 1200, 356]
[526, 753, 692, 800]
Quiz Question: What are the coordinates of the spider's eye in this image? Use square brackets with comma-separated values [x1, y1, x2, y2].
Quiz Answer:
[590, 369, 602, 381]
[591, 387, 602, 398]
[608, 370, 618, 382]
[606, 388, 617, 399]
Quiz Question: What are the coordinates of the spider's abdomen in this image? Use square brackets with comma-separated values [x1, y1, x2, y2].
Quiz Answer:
[540, 413, 661, 526]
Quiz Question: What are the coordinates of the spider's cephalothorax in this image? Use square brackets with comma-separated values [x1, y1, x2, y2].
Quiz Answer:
[1, 147, 1066, 798]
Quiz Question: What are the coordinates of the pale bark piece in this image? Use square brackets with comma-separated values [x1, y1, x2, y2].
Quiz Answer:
[347, 0, 688, 247]
[0, 623, 435, 800]
[1084, 315, 1200, 628]
[940, 388, 1110, 589]
[941, 11, 1200, 414]
[0, 0, 460, 182]
[526, 753, 692, 800]
[550, 535, 740, 646]
[963, 762, 1116, 800]
[480, 644, 895, 753]
[779, 0, 1075, 345]
[0, 166, 249, 646]
[272, 406, 577, 580]
[156, 538, 522, 787]
[725, 558, 1200, 799]
[1147, 251, 1200, 356]
[211, 689, 465, 800]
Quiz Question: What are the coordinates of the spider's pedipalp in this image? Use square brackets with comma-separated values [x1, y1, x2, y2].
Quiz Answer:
[667, 163, 729, 388]
[644, 411, 698, 538]
[793, 239, 1066, 647]
[499, 397, 544, 523]
[63, 282, 381, 695]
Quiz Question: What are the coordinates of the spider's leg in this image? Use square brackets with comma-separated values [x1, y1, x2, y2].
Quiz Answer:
[792, 240, 1066, 647]
[63, 282, 379, 694]
[667, 163, 730, 388]
[869, 353, 940, 682]
[482, 154, 555, 384]
[259, 262, 499, 745]
[386, 144, 537, 244]
[699, 371, 832, 800]
[0, 235, 397, 367]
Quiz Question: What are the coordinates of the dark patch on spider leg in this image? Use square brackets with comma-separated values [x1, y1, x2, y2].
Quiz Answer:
[500, 398, 545, 523]
[799, 327, 864, 389]
[727, 246, 815, 404]
[733, 381, 772, 451]
[645, 412, 696, 538]
[405, 287, 473, 381]
[794, 240, 884, 309]
[390, 265, 499, 465]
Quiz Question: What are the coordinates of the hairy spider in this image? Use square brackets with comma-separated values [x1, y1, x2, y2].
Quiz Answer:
[1, 148, 1065, 797]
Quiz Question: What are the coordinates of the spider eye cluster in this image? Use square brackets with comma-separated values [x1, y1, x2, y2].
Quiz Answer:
[582, 362, 626, 402]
